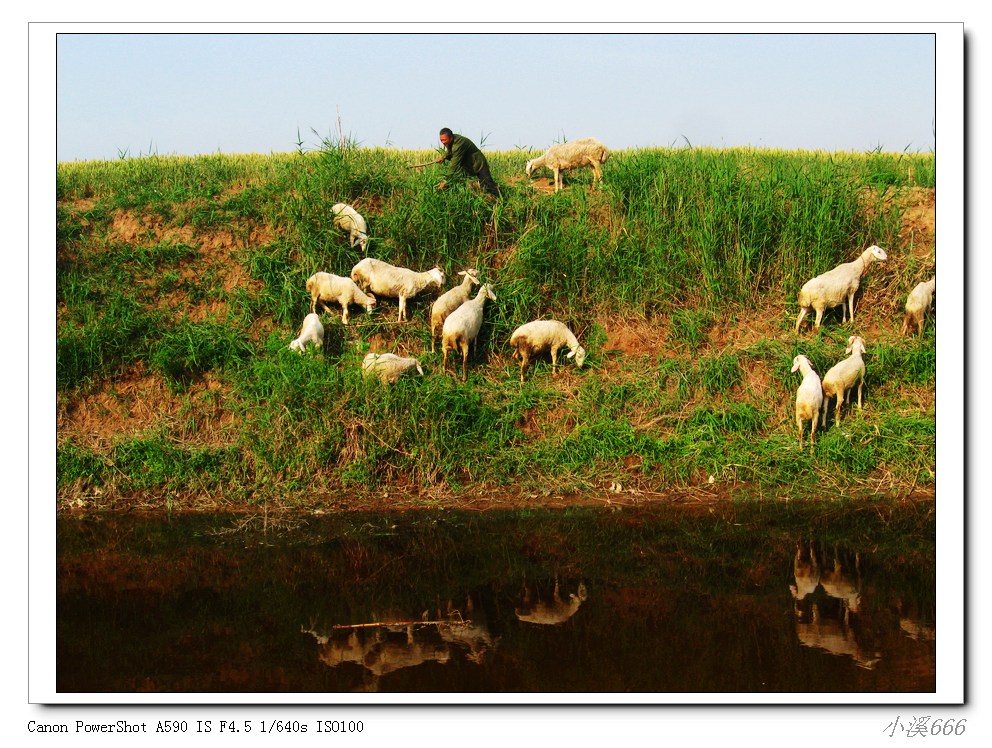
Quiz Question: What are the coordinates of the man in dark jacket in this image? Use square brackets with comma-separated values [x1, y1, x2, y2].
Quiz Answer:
[434, 127, 501, 198]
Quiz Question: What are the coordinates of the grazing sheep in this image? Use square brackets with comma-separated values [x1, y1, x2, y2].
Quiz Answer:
[441, 283, 497, 382]
[508, 320, 587, 383]
[289, 312, 324, 354]
[901, 276, 936, 336]
[305, 271, 376, 324]
[820, 335, 867, 428]
[429, 268, 480, 353]
[350, 257, 446, 323]
[331, 202, 369, 252]
[525, 137, 609, 192]
[795, 245, 889, 333]
[791, 354, 823, 453]
[361, 352, 425, 384]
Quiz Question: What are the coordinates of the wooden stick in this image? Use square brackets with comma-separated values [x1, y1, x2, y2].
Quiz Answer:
[332, 619, 472, 630]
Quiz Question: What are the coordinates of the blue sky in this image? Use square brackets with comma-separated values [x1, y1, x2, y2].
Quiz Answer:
[55, 31, 937, 161]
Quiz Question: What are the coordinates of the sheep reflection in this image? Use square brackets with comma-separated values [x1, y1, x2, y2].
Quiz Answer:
[302, 595, 496, 685]
[515, 578, 588, 625]
[789, 542, 880, 670]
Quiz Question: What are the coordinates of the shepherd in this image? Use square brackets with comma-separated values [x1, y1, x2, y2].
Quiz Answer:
[412, 128, 501, 199]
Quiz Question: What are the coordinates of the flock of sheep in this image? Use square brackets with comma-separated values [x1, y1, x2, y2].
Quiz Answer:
[292, 138, 934, 452]
[290, 254, 587, 386]
[791, 245, 936, 452]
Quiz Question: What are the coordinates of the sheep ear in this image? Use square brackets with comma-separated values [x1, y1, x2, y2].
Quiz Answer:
[566, 349, 576, 359]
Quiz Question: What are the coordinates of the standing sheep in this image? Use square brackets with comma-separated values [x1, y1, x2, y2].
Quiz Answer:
[331, 203, 369, 253]
[508, 320, 587, 383]
[361, 352, 425, 384]
[901, 277, 936, 337]
[821, 335, 867, 428]
[525, 137, 609, 192]
[795, 245, 889, 334]
[306, 272, 377, 324]
[791, 354, 823, 453]
[350, 257, 446, 323]
[429, 269, 480, 353]
[441, 284, 497, 382]
[289, 312, 324, 354]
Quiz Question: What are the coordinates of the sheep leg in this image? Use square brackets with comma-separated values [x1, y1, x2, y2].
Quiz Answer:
[519, 351, 529, 383]
[442, 347, 450, 374]
[848, 293, 856, 324]
[813, 307, 824, 331]
[857, 380, 863, 410]
[797, 416, 804, 450]
[551, 347, 559, 377]
[810, 409, 819, 452]
[398, 296, 407, 322]
[341, 303, 350, 325]
[461, 341, 469, 382]
[835, 388, 845, 426]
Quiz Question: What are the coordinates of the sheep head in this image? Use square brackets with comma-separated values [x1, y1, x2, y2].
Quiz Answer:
[864, 245, 889, 263]
[846, 335, 866, 355]
[791, 355, 812, 374]
[428, 267, 447, 288]
[568, 345, 587, 368]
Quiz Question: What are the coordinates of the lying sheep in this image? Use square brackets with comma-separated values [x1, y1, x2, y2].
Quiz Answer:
[525, 137, 609, 192]
[821, 335, 867, 427]
[791, 354, 823, 453]
[289, 312, 324, 354]
[305, 271, 376, 324]
[361, 352, 424, 384]
[508, 320, 587, 383]
[350, 257, 446, 323]
[429, 268, 480, 353]
[441, 283, 497, 382]
[795, 245, 889, 334]
[901, 277, 936, 336]
[331, 202, 369, 253]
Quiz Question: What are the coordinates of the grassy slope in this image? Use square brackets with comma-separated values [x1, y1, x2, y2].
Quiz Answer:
[55, 145, 937, 511]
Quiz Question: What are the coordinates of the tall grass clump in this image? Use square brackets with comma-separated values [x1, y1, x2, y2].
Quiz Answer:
[146, 317, 256, 390]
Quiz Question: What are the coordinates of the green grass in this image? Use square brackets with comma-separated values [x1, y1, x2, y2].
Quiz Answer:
[55, 143, 937, 507]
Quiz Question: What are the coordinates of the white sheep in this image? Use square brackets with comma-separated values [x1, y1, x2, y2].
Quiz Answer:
[350, 257, 446, 323]
[901, 276, 936, 337]
[331, 202, 369, 252]
[821, 335, 867, 427]
[361, 352, 425, 384]
[441, 283, 497, 382]
[305, 271, 376, 325]
[795, 245, 889, 333]
[429, 268, 480, 353]
[508, 320, 587, 383]
[525, 137, 609, 192]
[791, 354, 823, 453]
[289, 312, 324, 354]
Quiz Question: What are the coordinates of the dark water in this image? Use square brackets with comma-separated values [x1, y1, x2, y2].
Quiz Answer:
[56, 502, 936, 694]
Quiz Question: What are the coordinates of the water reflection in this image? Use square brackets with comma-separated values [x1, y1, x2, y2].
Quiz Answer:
[55, 506, 937, 694]
[302, 595, 497, 690]
[790, 542, 880, 670]
[515, 578, 588, 625]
